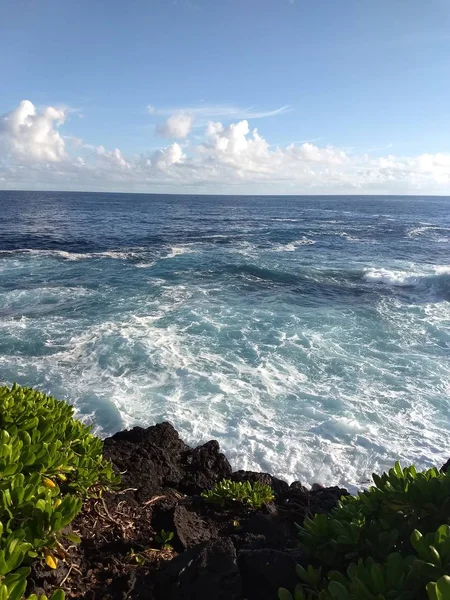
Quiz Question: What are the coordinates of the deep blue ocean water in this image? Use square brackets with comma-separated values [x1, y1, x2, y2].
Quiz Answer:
[0, 191, 449, 488]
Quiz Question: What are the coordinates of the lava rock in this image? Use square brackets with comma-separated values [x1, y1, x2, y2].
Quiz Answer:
[244, 513, 296, 549]
[178, 440, 233, 494]
[290, 481, 309, 493]
[106, 422, 190, 455]
[157, 537, 243, 600]
[441, 458, 450, 473]
[230, 533, 267, 551]
[238, 548, 306, 600]
[152, 503, 216, 552]
[309, 485, 349, 513]
[104, 423, 232, 501]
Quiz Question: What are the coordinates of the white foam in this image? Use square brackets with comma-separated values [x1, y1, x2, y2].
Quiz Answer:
[235, 241, 258, 257]
[335, 231, 363, 241]
[271, 218, 299, 222]
[0, 248, 133, 261]
[135, 262, 156, 268]
[407, 226, 450, 238]
[435, 265, 450, 275]
[1, 256, 450, 490]
[272, 239, 315, 252]
[161, 246, 193, 260]
[363, 267, 420, 287]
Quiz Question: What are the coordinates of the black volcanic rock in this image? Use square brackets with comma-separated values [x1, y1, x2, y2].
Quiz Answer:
[156, 537, 243, 600]
[178, 439, 232, 494]
[30, 420, 350, 599]
[441, 458, 450, 473]
[103, 422, 232, 501]
[151, 503, 217, 552]
[238, 548, 306, 600]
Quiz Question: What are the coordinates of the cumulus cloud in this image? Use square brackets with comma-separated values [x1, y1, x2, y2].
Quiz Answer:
[0, 100, 66, 161]
[155, 113, 193, 138]
[96, 145, 131, 169]
[1, 99, 450, 194]
[153, 142, 185, 168]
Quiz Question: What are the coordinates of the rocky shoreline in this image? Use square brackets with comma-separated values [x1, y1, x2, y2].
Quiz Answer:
[28, 422, 348, 600]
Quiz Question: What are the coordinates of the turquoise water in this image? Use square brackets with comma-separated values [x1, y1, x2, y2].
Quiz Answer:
[0, 192, 449, 488]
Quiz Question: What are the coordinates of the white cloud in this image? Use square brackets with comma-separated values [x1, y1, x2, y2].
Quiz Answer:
[155, 113, 193, 138]
[148, 103, 290, 121]
[153, 142, 185, 168]
[0, 100, 66, 161]
[96, 145, 131, 169]
[1, 99, 450, 194]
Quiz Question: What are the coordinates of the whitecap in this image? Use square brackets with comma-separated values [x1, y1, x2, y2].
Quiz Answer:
[363, 268, 419, 287]
[272, 239, 315, 252]
[407, 226, 450, 238]
[0, 248, 134, 261]
[161, 246, 193, 259]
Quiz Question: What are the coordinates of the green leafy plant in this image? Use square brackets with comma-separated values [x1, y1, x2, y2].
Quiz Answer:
[26, 591, 65, 600]
[155, 529, 174, 550]
[0, 385, 119, 494]
[0, 384, 120, 599]
[279, 462, 450, 600]
[202, 479, 275, 509]
[127, 548, 146, 565]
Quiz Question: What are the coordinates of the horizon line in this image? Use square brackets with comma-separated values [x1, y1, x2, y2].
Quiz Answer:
[1, 188, 450, 198]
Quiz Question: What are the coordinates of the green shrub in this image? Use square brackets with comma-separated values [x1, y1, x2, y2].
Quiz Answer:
[0, 384, 119, 599]
[202, 479, 275, 509]
[279, 462, 450, 600]
[0, 385, 118, 493]
[0, 566, 64, 600]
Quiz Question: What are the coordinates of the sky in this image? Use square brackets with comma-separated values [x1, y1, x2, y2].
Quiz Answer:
[0, 0, 450, 194]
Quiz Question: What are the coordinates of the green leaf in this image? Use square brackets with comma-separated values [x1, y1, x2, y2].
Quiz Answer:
[5, 576, 27, 600]
[436, 576, 450, 595]
[65, 533, 81, 544]
[328, 581, 349, 600]
[426, 582, 442, 600]
[278, 589, 294, 600]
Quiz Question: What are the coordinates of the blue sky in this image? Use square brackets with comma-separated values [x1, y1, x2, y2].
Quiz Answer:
[1, 0, 450, 193]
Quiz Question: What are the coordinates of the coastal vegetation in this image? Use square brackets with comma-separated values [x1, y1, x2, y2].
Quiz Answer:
[201, 479, 275, 509]
[1, 384, 450, 599]
[279, 464, 450, 600]
[0, 385, 118, 599]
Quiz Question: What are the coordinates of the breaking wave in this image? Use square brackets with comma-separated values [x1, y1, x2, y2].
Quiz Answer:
[1, 191, 449, 488]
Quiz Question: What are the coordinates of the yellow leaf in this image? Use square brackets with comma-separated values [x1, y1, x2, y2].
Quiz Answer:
[45, 553, 58, 569]
[43, 477, 56, 489]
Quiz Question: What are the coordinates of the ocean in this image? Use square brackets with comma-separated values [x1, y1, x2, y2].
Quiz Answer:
[0, 191, 449, 490]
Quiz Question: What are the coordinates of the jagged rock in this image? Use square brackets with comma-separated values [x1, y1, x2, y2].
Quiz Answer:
[103, 422, 188, 501]
[277, 483, 348, 522]
[103, 422, 232, 501]
[178, 439, 233, 494]
[107, 422, 190, 454]
[243, 512, 296, 549]
[151, 503, 216, 552]
[230, 533, 267, 551]
[290, 480, 308, 493]
[309, 485, 349, 513]
[231, 470, 290, 497]
[238, 548, 306, 600]
[441, 458, 450, 473]
[156, 537, 243, 599]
